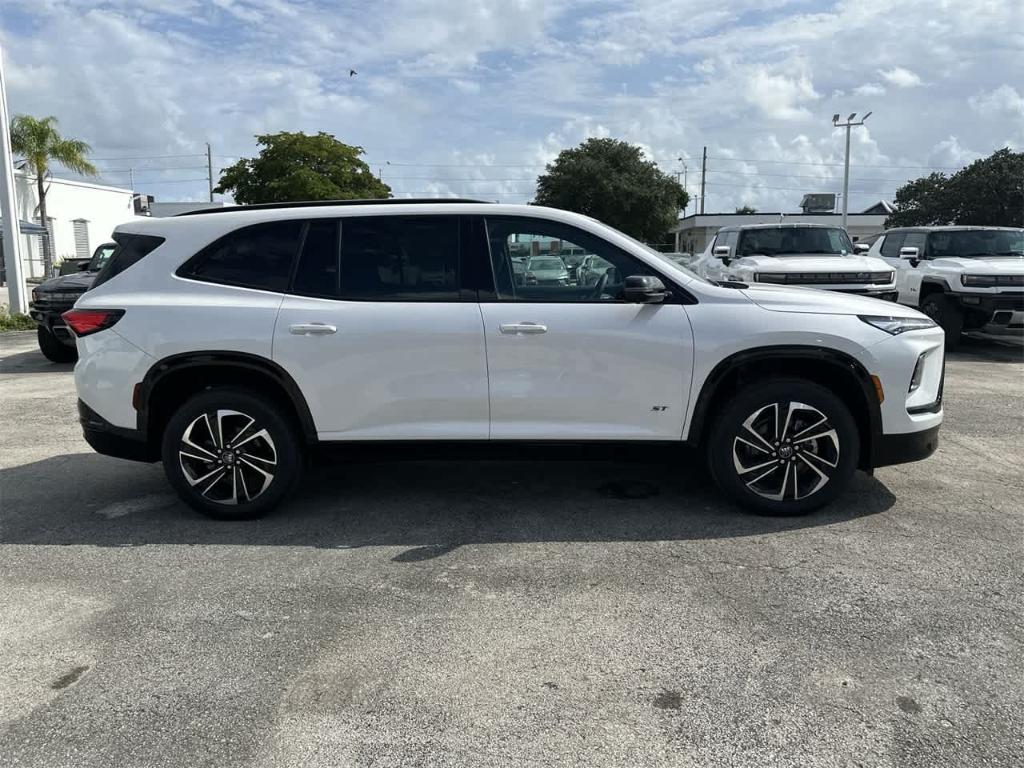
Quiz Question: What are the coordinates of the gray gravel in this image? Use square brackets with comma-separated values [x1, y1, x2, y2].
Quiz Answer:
[1, 329, 1022, 768]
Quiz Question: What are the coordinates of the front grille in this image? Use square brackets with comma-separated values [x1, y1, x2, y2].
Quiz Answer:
[30, 297, 81, 313]
[756, 271, 893, 285]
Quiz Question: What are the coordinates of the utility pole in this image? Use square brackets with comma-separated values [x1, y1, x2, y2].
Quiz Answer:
[832, 111, 872, 228]
[0, 44, 28, 314]
[699, 146, 707, 215]
[129, 167, 135, 191]
[206, 142, 214, 202]
[676, 156, 688, 215]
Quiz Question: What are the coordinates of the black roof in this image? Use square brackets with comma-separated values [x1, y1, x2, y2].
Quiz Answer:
[175, 198, 492, 216]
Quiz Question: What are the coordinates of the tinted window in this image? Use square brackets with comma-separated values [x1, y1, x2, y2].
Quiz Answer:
[91, 233, 165, 289]
[736, 227, 853, 256]
[182, 220, 303, 292]
[902, 232, 928, 255]
[927, 229, 1024, 258]
[339, 216, 459, 301]
[292, 219, 340, 298]
[485, 216, 654, 302]
[880, 232, 906, 258]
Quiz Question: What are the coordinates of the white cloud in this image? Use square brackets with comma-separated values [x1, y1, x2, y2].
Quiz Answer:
[969, 85, 1024, 119]
[854, 83, 886, 97]
[745, 68, 820, 121]
[877, 67, 923, 88]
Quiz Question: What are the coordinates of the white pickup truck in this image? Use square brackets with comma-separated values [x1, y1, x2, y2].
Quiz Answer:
[865, 226, 1024, 348]
[694, 223, 898, 300]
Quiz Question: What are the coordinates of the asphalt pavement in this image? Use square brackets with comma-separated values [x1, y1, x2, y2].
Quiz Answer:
[1, 329, 1022, 768]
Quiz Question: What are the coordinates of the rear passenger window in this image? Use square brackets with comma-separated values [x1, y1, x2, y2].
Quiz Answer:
[181, 220, 303, 292]
[292, 219, 340, 298]
[339, 216, 459, 301]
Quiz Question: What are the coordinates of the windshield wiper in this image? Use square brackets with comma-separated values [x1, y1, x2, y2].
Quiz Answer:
[714, 280, 748, 289]
[994, 251, 1024, 256]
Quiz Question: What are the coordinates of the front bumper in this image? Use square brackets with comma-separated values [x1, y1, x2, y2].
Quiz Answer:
[871, 424, 940, 468]
[954, 292, 1024, 333]
[78, 399, 157, 463]
[28, 303, 77, 344]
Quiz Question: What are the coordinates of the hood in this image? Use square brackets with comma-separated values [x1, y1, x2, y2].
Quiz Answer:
[741, 282, 926, 317]
[731, 254, 891, 273]
[37, 271, 96, 292]
[932, 256, 1024, 274]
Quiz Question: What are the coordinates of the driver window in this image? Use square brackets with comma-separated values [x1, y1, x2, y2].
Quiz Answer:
[484, 216, 651, 302]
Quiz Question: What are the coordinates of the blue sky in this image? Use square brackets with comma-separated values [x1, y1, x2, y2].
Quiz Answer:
[2, 0, 1022, 212]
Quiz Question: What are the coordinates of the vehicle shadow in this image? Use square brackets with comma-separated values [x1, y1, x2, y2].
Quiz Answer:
[0, 448, 897, 555]
[0, 346, 75, 374]
[948, 334, 1024, 364]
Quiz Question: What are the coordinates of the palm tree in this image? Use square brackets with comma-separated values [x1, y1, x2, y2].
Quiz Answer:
[10, 115, 97, 273]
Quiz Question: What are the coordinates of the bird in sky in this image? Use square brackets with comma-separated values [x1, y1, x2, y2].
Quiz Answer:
[349, 69, 358, 77]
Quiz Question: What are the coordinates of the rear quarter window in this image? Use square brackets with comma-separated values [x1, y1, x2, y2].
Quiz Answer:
[91, 234, 166, 289]
[178, 220, 304, 292]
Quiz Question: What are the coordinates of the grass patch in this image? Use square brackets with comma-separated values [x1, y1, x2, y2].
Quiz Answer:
[0, 305, 36, 332]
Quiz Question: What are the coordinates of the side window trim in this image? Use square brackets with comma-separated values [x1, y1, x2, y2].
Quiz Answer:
[176, 220, 304, 294]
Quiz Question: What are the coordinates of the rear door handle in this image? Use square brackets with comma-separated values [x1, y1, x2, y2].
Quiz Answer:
[289, 323, 337, 335]
[499, 322, 547, 335]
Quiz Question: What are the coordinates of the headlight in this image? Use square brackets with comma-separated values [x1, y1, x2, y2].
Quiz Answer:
[859, 315, 937, 335]
[32, 288, 41, 302]
[961, 274, 995, 287]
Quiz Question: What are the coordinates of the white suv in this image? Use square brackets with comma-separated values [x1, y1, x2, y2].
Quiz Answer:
[695, 223, 898, 300]
[865, 226, 1024, 348]
[66, 201, 944, 519]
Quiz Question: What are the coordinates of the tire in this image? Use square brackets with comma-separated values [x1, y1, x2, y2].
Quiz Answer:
[920, 293, 962, 350]
[708, 378, 860, 516]
[161, 388, 302, 520]
[37, 326, 78, 363]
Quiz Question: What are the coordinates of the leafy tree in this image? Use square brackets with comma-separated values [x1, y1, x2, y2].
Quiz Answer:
[735, 205, 757, 214]
[887, 148, 1024, 227]
[533, 138, 688, 241]
[215, 131, 391, 204]
[10, 115, 97, 273]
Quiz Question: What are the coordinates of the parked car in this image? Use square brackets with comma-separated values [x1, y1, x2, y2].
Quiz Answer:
[524, 255, 570, 285]
[66, 201, 943, 520]
[694, 223, 897, 300]
[866, 226, 1024, 348]
[29, 242, 116, 362]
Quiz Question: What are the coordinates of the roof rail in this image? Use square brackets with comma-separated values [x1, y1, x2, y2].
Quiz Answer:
[174, 198, 492, 216]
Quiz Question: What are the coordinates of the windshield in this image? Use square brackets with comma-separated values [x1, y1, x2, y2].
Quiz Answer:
[736, 227, 854, 256]
[527, 258, 565, 271]
[927, 229, 1024, 258]
[88, 244, 116, 271]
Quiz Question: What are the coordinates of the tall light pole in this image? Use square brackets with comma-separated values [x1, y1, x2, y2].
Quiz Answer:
[832, 111, 871, 228]
[0, 44, 28, 315]
[676, 156, 688, 215]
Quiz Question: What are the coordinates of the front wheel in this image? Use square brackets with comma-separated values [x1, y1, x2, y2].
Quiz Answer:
[37, 326, 78, 363]
[920, 294, 962, 350]
[161, 389, 302, 519]
[708, 378, 860, 516]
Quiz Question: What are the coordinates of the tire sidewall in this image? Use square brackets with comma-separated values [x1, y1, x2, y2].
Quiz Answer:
[161, 388, 302, 520]
[708, 378, 860, 516]
[921, 294, 962, 348]
[37, 326, 78, 362]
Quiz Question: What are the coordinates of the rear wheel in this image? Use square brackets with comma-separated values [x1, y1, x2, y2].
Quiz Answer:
[708, 378, 860, 516]
[920, 293, 962, 350]
[161, 389, 302, 519]
[37, 326, 78, 363]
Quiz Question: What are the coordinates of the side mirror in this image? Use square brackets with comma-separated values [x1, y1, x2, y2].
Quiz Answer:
[623, 275, 668, 304]
[899, 246, 920, 260]
[713, 245, 731, 258]
[77, 261, 92, 271]
[854, 243, 870, 253]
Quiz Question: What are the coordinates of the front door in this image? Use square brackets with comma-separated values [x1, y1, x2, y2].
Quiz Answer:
[273, 215, 488, 440]
[478, 216, 694, 440]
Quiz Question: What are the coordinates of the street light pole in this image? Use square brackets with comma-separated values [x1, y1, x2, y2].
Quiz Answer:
[676, 156, 688, 215]
[0, 44, 28, 315]
[832, 111, 872, 228]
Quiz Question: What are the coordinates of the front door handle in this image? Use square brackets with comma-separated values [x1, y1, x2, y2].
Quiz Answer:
[289, 323, 337, 335]
[499, 322, 547, 335]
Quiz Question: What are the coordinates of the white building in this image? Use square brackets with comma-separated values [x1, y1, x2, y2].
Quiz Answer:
[671, 207, 892, 255]
[13, 172, 136, 278]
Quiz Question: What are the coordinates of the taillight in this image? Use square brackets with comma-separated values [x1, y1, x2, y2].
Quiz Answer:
[62, 308, 125, 337]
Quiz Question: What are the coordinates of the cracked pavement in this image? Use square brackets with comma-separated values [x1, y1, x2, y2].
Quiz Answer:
[1, 330, 1022, 767]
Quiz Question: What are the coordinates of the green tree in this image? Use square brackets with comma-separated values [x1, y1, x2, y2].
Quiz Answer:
[887, 148, 1024, 227]
[10, 115, 97, 273]
[735, 205, 757, 214]
[215, 131, 390, 204]
[533, 138, 688, 241]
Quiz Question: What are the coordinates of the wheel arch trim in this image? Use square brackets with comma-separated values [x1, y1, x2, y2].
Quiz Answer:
[136, 351, 318, 444]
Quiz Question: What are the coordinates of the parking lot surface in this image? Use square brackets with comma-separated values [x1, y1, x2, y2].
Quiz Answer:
[1, 329, 1022, 768]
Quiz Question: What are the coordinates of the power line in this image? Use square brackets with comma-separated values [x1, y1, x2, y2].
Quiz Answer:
[87, 152, 207, 161]
[706, 155, 960, 171]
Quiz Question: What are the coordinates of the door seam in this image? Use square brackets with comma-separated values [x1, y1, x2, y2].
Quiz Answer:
[477, 303, 493, 439]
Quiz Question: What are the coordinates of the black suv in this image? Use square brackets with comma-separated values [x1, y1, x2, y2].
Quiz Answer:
[29, 242, 116, 362]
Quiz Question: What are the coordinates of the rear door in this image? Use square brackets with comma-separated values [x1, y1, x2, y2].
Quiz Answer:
[273, 215, 489, 440]
[477, 215, 694, 441]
